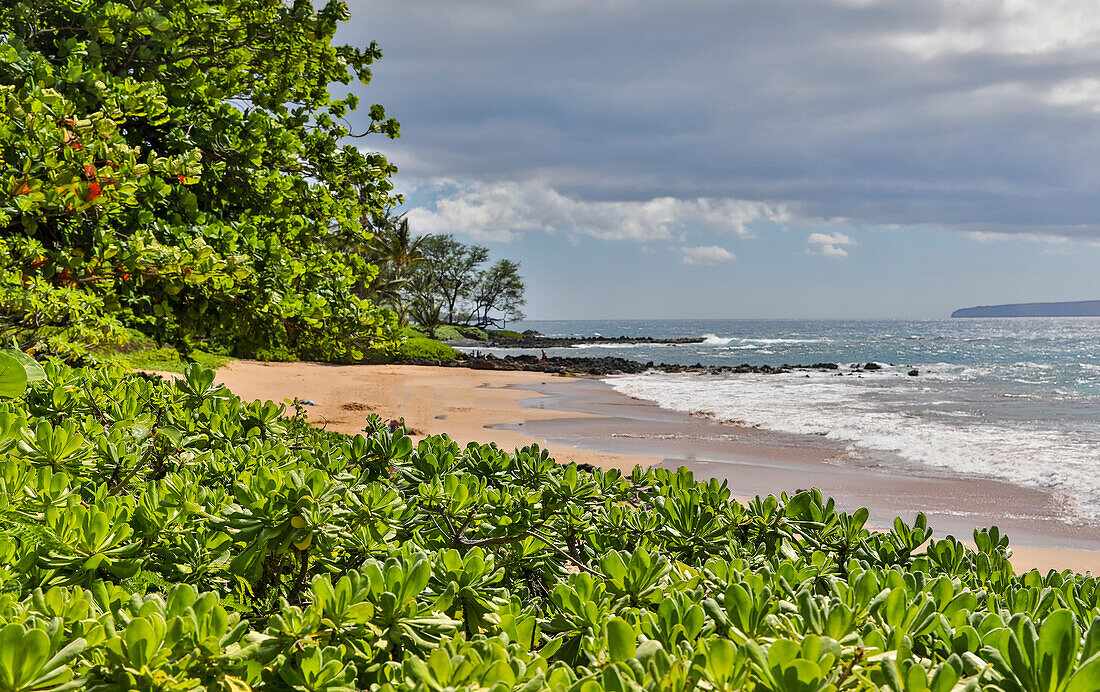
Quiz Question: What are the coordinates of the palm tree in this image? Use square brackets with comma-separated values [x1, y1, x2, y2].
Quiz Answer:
[356, 212, 424, 325]
[405, 271, 444, 338]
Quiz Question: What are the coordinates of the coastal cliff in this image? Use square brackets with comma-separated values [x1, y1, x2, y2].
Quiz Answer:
[951, 300, 1100, 318]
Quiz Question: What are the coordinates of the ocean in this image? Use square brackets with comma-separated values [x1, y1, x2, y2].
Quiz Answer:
[478, 318, 1100, 522]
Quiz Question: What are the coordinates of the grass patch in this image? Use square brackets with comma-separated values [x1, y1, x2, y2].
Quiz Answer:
[489, 328, 524, 340]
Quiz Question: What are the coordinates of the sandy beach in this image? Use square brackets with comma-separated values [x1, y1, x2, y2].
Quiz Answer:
[213, 361, 660, 471]
[213, 360, 1100, 574]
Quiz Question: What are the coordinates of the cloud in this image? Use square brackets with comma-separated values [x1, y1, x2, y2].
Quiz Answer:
[405, 179, 790, 243]
[807, 231, 857, 258]
[350, 1, 1100, 242]
[679, 245, 736, 265]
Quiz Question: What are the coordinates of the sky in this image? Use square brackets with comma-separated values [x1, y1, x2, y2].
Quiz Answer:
[338, 0, 1100, 319]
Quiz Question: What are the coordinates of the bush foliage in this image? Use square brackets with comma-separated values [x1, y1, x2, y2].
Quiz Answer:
[0, 363, 1096, 690]
[0, 0, 401, 361]
[365, 336, 461, 363]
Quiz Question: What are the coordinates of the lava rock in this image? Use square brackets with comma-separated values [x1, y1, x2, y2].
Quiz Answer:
[392, 354, 841, 377]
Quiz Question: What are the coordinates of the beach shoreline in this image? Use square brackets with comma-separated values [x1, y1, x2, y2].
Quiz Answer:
[213, 359, 1100, 574]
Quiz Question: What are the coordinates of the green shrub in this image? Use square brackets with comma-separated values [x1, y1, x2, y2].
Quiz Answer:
[489, 328, 525, 340]
[88, 329, 231, 373]
[398, 337, 461, 360]
[0, 360, 1092, 691]
[407, 324, 490, 342]
[456, 325, 490, 341]
[253, 345, 300, 363]
[363, 336, 462, 362]
[437, 325, 468, 341]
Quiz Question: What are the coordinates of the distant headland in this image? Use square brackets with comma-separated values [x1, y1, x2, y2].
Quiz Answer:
[951, 300, 1100, 318]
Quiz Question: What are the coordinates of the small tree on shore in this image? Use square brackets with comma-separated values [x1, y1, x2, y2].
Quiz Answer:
[397, 230, 526, 333]
[469, 259, 526, 328]
[414, 235, 489, 324]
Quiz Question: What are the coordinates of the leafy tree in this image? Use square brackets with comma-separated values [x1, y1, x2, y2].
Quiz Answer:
[413, 234, 489, 324]
[0, 0, 402, 361]
[399, 233, 525, 331]
[469, 258, 526, 328]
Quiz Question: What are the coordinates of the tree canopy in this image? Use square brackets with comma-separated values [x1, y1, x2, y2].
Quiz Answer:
[403, 233, 525, 331]
[1, 0, 402, 361]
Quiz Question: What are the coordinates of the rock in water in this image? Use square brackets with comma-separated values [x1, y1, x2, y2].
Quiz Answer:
[908, 369, 919, 377]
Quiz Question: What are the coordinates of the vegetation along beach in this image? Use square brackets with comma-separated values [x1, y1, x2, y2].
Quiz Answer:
[7, 0, 1100, 690]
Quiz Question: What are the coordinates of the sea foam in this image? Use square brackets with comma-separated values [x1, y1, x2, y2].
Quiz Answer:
[607, 369, 1100, 521]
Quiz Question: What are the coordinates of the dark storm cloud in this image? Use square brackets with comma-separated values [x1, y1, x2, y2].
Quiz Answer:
[340, 0, 1100, 237]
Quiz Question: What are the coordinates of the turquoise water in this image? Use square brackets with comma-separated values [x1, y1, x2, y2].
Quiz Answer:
[493, 319, 1100, 520]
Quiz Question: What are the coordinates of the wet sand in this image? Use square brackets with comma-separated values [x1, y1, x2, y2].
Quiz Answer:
[499, 377, 1100, 573]
[211, 360, 1100, 574]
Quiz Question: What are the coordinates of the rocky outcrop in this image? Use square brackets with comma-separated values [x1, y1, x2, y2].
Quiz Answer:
[394, 354, 843, 376]
[471, 335, 707, 349]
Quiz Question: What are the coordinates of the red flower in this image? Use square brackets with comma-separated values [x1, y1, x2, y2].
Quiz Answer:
[177, 175, 186, 183]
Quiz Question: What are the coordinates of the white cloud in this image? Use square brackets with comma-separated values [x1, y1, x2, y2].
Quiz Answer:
[807, 231, 857, 258]
[808, 232, 855, 246]
[965, 230, 1088, 245]
[819, 244, 850, 258]
[889, 0, 1100, 59]
[1046, 78, 1100, 112]
[679, 245, 736, 265]
[406, 179, 791, 243]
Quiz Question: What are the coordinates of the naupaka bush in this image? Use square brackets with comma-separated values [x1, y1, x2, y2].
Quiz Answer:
[0, 363, 1099, 690]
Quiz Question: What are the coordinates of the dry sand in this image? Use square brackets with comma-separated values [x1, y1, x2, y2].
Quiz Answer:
[212, 360, 1100, 575]
[213, 361, 659, 470]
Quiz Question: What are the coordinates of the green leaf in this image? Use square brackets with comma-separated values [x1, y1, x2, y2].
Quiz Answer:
[1067, 652, 1100, 692]
[606, 618, 636, 662]
[1036, 610, 1077, 690]
[1, 350, 44, 383]
[0, 353, 28, 398]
